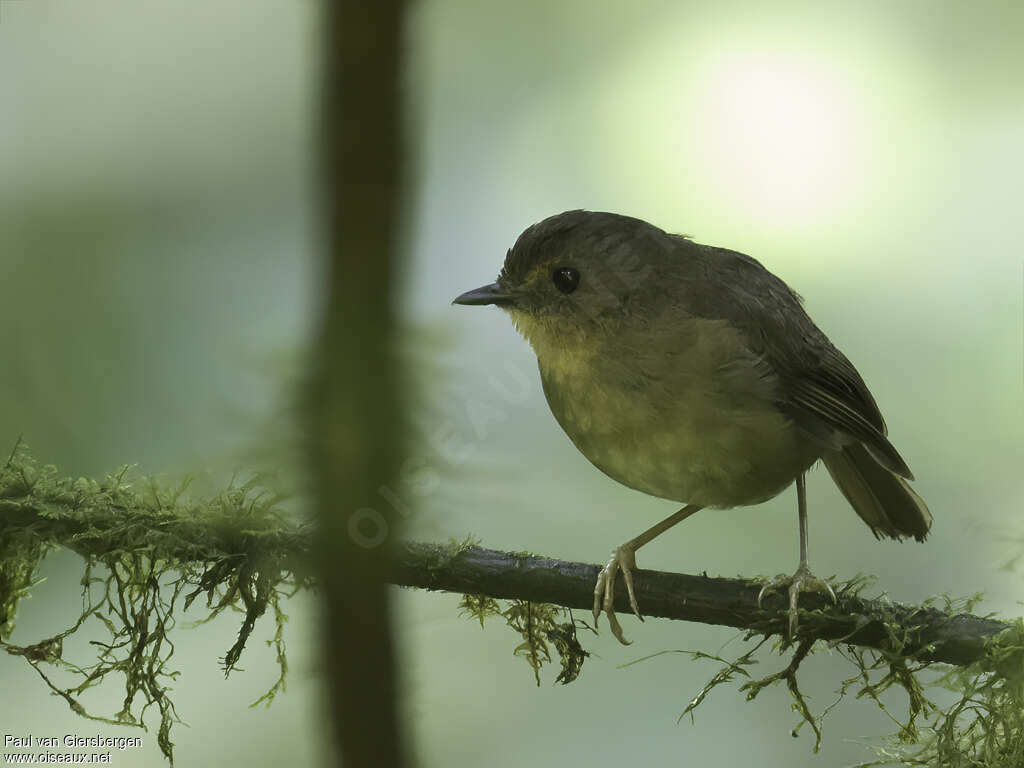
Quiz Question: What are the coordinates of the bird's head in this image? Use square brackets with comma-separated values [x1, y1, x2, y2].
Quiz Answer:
[453, 210, 677, 358]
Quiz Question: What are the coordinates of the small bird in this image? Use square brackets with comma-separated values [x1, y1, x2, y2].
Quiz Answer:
[453, 210, 931, 644]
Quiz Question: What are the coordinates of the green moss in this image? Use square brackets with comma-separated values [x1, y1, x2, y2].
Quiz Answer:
[608, 574, 1024, 765]
[444, 534, 480, 560]
[860, 619, 1024, 767]
[458, 595, 589, 685]
[0, 443, 309, 765]
[458, 593, 501, 628]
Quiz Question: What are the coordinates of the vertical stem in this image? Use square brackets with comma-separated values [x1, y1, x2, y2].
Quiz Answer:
[313, 2, 408, 766]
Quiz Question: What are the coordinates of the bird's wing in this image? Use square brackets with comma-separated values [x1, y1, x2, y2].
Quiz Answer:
[779, 345, 914, 479]
[682, 242, 913, 479]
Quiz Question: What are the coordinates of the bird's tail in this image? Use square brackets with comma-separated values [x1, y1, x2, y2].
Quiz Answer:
[822, 443, 932, 541]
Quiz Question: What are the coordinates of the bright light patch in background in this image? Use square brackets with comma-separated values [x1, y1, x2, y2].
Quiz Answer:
[690, 49, 865, 224]
[537, 18, 913, 243]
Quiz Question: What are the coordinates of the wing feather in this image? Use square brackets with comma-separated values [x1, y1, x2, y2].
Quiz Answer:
[679, 241, 913, 479]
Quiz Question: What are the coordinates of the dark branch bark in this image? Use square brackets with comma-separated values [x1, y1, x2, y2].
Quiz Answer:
[386, 542, 1009, 668]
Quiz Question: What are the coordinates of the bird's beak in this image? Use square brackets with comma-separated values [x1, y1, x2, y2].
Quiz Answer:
[451, 282, 515, 307]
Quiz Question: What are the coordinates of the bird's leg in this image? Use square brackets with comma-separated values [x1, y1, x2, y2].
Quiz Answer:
[594, 503, 702, 645]
[757, 474, 837, 636]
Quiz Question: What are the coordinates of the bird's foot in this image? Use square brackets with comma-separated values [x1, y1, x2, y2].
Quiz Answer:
[593, 545, 644, 645]
[757, 567, 837, 637]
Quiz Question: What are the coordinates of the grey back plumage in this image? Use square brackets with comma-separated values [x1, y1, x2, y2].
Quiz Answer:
[674, 238, 932, 540]
[679, 240, 914, 480]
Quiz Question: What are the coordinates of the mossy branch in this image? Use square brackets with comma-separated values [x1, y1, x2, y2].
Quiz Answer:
[397, 541, 1024, 765]
[0, 446, 312, 765]
[4, 445, 1023, 766]
[386, 541, 1008, 667]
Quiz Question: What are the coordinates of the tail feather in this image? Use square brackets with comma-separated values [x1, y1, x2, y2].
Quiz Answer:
[822, 443, 932, 542]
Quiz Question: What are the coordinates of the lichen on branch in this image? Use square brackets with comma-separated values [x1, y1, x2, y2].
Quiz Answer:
[0, 442, 312, 765]
[4, 444, 1024, 767]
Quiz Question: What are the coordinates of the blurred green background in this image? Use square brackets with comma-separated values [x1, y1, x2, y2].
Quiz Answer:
[1, 1, 1022, 766]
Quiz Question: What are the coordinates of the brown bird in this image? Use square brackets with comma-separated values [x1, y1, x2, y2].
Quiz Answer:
[454, 210, 931, 643]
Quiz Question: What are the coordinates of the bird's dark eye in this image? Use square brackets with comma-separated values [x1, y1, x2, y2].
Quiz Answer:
[552, 267, 580, 294]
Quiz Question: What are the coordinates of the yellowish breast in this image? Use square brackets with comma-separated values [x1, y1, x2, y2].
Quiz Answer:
[523, 313, 820, 507]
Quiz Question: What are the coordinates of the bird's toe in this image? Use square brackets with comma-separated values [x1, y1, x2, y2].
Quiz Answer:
[759, 567, 836, 636]
[592, 546, 640, 645]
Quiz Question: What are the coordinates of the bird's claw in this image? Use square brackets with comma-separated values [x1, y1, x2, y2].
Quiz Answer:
[757, 567, 837, 636]
[593, 545, 644, 645]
